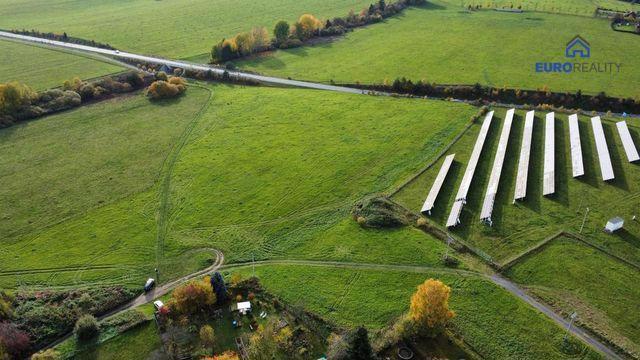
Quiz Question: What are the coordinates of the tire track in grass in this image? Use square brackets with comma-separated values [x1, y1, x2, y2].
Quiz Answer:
[155, 84, 213, 279]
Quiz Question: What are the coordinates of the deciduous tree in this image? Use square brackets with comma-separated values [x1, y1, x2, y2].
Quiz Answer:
[274, 21, 290, 43]
[200, 324, 216, 354]
[409, 278, 454, 335]
[347, 326, 374, 360]
[170, 278, 216, 315]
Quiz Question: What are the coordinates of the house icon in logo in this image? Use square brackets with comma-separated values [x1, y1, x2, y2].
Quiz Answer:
[565, 35, 590, 58]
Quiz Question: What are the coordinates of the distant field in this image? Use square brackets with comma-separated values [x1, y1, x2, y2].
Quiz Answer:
[0, 40, 123, 89]
[238, 2, 640, 97]
[234, 264, 601, 359]
[393, 109, 640, 264]
[506, 236, 640, 356]
[0, 0, 373, 59]
[462, 0, 640, 16]
[0, 88, 211, 288]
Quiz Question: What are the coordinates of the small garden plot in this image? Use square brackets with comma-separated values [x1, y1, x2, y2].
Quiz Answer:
[505, 235, 640, 358]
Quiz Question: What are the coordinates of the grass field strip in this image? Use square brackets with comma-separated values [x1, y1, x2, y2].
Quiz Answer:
[514, 110, 534, 202]
[480, 108, 514, 225]
[447, 111, 494, 227]
[591, 116, 615, 181]
[421, 154, 455, 215]
[568, 114, 585, 178]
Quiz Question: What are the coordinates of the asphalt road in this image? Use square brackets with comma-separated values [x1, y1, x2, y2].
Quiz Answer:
[0, 31, 364, 95]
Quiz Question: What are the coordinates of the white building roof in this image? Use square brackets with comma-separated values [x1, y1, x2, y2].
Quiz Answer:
[421, 154, 455, 214]
[237, 301, 251, 311]
[568, 114, 585, 177]
[543, 112, 555, 196]
[480, 109, 514, 223]
[591, 117, 615, 181]
[616, 121, 640, 162]
[514, 110, 534, 201]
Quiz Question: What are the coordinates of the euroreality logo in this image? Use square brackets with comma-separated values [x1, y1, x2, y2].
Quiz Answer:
[535, 35, 621, 74]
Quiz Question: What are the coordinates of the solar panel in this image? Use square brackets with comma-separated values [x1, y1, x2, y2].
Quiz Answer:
[591, 116, 615, 181]
[480, 109, 514, 225]
[543, 112, 555, 196]
[568, 114, 585, 177]
[514, 110, 534, 201]
[616, 121, 640, 162]
[446, 200, 464, 228]
[446, 111, 494, 227]
[421, 154, 455, 215]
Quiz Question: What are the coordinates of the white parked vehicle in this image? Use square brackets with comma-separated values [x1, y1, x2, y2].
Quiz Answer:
[153, 300, 164, 311]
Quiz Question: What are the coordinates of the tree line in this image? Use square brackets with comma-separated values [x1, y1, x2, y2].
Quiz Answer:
[210, 0, 427, 63]
[0, 71, 161, 128]
[6, 29, 116, 50]
[353, 77, 640, 113]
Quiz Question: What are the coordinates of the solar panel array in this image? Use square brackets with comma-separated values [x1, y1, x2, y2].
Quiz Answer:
[616, 121, 640, 163]
[513, 110, 534, 202]
[591, 116, 615, 181]
[543, 112, 555, 196]
[421, 154, 455, 215]
[480, 109, 514, 224]
[446, 111, 494, 227]
[568, 114, 585, 178]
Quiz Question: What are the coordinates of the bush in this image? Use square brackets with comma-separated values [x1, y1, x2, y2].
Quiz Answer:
[169, 278, 216, 315]
[31, 349, 61, 360]
[352, 196, 414, 228]
[75, 314, 99, 341]
[146, 78, 187, 100]
[0, 322, 30, 359]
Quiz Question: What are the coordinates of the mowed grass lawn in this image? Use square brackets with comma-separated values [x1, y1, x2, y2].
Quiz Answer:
[506, 236, 640, 357]
[0, 40, 124, 90]
[239, 1, 640, 98]
[0, 0, 372, 59]
[393, 109, 640, 265]
[163, 85, 477, 269]
[463, 0, 639, 16]
[233, 264, 601, 359]
[0, 87, 211, 288]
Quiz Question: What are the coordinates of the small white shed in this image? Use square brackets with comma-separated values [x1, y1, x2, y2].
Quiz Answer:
[237, 301, 252, 315]
[604, 217, 624, 233]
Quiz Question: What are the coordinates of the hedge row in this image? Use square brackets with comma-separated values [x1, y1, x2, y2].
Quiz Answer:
[6, 29, 116, 50]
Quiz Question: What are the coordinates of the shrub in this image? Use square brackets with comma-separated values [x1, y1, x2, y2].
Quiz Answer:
[155, 71, 168, 81]
[170, 278, 216, 315]
[409, 279, 454, 336]
[274, 21, 290, 43]
[416, 217, 428, 227]
[0, 322, 30, 359]
[146, 78, 187, 100]
[31, 349, 61, 360]
[74, 314, 99, 341]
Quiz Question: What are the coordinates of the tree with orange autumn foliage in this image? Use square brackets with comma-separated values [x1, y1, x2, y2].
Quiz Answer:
[169, 277, 216, 315]
[409, 278, 454, 336]
[202, 350, 240, 360]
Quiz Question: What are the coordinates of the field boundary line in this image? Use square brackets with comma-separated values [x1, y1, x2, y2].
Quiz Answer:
[499, 231, 564, 271]
[563, 231, 640, 271]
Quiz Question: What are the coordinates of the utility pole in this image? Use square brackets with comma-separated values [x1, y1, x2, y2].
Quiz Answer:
[252, 253, 255, 278]
[579, 207, 590, 233]
[564, 312, 578, 342]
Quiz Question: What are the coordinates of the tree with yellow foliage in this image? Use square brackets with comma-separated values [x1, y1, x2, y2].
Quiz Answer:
[169, 277, 216, 315]
[409, 278, 454, 336]
[297, 14, 323, 38]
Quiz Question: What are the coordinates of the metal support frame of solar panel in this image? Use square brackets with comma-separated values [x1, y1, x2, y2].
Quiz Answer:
[616, 121, 640, 163]
[446, 110, 494, 228]
[513, 110, 534, 202]
[543, 112, 555, 196]
[480, 109, 514, 225]
[591, 116, 615, 181]
[568, 114, 585, 178]
[421, 154, 455, 215]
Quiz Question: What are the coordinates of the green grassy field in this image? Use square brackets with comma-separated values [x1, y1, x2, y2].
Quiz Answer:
[233, 264, 601, 359]
[0, 88, 211, 288]
[393, 109, 640, 265]
[238, 2, 640, 98]
[0, 40, 123, 90]
[72, 321, 161, 360]
[0, 0, 373, 59]
[0, 84, 476, 288]
[162, 85, 476, 270]
[463, 0, 640, 16]
[506, 236, 640, 357]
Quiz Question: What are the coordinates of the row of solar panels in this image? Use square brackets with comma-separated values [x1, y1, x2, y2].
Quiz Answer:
[420, 110, 639, 228]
